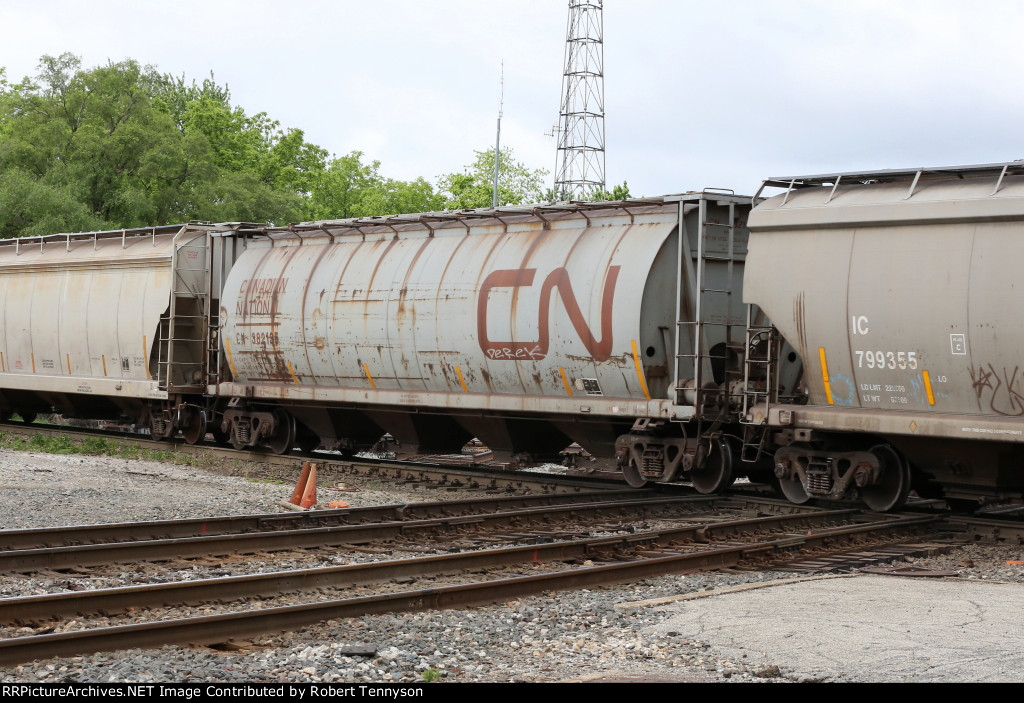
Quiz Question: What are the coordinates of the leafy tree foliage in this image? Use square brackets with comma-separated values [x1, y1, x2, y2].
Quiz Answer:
[0, 54, 566, 237]
[0, 54, 330, 236]
[1, 55, 200, 229]
[438, 147, 549, 209]
[0, 168, 104, 237]
[587, 181, 631, 201]
[543, 180, 632, 203]
[304, 151, 444, 221]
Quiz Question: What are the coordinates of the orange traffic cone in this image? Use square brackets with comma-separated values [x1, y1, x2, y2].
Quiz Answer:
[289, 462, 312, 506]
[298, 463, 318, 509]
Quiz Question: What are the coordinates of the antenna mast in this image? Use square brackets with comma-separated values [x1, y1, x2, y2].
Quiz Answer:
[553, 0, 605, 200]
[492, 61, 504, 208]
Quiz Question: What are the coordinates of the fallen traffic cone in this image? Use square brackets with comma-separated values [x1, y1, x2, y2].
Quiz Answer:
[298, 463, 318, 509]
[288, 461, 313, 506]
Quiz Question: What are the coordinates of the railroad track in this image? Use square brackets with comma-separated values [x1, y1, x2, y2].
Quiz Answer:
[0, 494, 801, 572]
[0, 489, 655, 550]
[0, 498, 946, 667]
[0, 419, 634, 495]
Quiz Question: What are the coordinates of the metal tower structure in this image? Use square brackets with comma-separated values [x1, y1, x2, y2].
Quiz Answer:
[553, 0, 606, 200]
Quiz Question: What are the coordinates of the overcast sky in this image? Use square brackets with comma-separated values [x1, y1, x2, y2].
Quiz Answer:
[3, 0, 1024, 198]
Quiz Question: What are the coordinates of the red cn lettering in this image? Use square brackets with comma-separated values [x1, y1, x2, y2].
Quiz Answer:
[477, 266, 620, 362]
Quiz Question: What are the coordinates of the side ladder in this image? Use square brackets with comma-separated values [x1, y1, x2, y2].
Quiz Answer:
[739, 304, 780, 462]
[675, 193, 745, 425]
[157, 230, 211, 392]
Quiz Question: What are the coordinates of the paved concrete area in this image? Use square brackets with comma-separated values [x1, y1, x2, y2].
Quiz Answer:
[645, 574, 1024, 683]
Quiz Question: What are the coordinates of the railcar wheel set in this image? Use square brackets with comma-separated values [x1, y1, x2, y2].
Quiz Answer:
[3, 162, 1024, 512]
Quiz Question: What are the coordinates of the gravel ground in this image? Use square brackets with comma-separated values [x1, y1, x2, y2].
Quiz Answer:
[0, 446, 1020, 684]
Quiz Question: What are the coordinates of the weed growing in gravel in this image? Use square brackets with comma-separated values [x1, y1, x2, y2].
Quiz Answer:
[28, 433, 75, 453]
[421, 667, 441, 683]
[245, 474, 288, 485]
[0, 431, 209, 466]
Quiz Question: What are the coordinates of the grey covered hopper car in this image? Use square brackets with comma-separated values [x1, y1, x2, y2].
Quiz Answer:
[0, 193, 785, 497]
[216, 194, 777, 491]
[746, 162, 1024, 509]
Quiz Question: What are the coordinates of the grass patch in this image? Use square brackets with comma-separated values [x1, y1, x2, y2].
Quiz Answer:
[0, 431, 201, 464]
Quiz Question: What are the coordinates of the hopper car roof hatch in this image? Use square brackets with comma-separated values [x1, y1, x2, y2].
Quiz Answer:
[755, 160, 1024, 204]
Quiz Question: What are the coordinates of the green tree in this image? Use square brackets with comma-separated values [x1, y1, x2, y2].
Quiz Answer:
[305, 151, 443, 220]
[544, 180, 632, 202]
[359, 175, 443, 216]
[0, 168, 105, 237]
[0, 54, 332, 236]
[0, 53, 460, 236]
[151, 70, 327, 223]
[0, 54, 186, 230]
[0, 68, 10, 141]
[150, 71, 231, 129]
[587, 181, 631, 201]
[179, 99, 326, 194]
[437, 147, 548, 209]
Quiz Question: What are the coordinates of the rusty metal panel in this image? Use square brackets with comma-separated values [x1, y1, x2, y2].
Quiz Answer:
[221, 205, 680, 402]
[227, 243, 299, 384]
[298, 243, 347, 386]
[366, 236, 428, 391]
[776, 404, 1024, 444]
[747, 171, 1024, 421]
[332, 238, 399, 389]
[409, 234, 477, 393]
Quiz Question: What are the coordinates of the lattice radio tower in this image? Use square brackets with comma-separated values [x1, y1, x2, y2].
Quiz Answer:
[553, 0, 606, 200]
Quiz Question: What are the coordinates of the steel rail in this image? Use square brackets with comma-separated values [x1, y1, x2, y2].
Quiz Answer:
[0, 513, 940, 666]
[940, 514, 1024, 543]
[0, 490, 651, 550]
[0, 494, 735, 573]
[0, 508, 908, 625]
[0, 420, 620, 493]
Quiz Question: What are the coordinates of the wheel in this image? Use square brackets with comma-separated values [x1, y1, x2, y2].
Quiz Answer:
[180, 407, 207, 446]
[776, 443, 812, 504]
[778, 473, 812, 504]
[265, 409, 296, 455]
[19, 412, 36, 424]
[690, 438, 736, 494]
[861, 444, 911, 512]
[620, 452, 648, 488]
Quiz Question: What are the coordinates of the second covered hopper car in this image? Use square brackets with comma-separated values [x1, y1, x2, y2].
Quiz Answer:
[744, 161, 1024, 509]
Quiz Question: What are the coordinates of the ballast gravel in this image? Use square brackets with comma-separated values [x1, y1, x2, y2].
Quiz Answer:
[0, 447, 1021, 684]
